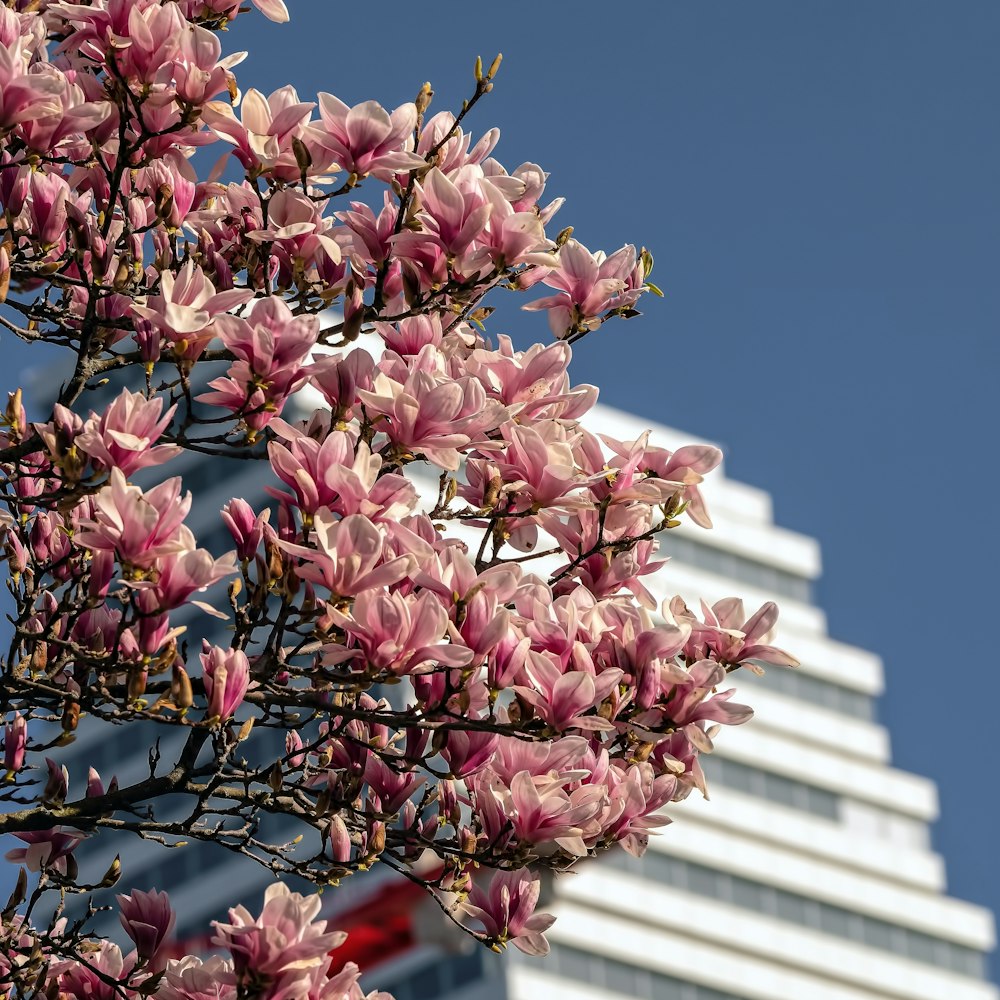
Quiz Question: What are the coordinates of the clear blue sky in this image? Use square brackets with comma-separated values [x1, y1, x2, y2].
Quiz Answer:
[222, 0, 1000, 952]
[7, 0, 999, 974]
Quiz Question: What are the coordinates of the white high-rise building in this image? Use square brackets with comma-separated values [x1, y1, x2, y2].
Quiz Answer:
[56, 397, 996, 1000]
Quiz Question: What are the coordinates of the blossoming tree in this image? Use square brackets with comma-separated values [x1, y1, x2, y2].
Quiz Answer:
[0, 1, 797, 997]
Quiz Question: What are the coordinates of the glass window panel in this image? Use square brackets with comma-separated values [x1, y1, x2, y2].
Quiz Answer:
[806, 787, 839, 819]
[756, 886, 778, 917]
[651, 972, 687, 1000]
[714, 872, 734, 903]
[763, 772, 800, 808]
[731, 877, 766, 912]
[863, 918, 895, 952]
[906, 931, 941, 964]
[559, 947, 594, 983]
[819, 905, 852, 938]
[775, 891, 807, 924]
[957, 950, 986, 979]
[605, 957, 638, 996]
[645, 851, 681, 886]
[687, 863, 720, 899]
[385, 980, 412, 1000]
[696, 988, 736, 1000]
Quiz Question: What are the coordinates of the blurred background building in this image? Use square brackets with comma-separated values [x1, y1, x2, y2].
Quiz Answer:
[54, 391, 996, 1000]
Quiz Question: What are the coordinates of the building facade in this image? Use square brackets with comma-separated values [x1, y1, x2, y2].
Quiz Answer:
[57, 399, 997, 1000]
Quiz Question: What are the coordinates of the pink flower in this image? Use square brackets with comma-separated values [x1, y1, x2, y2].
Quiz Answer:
[357, 347, 506, 471]
[279, 510, 415, 597]
[267, 423, 415, 520]
[221, 498, 270, 561]
[251, 0, 290, 22]
[142, 547, 237, 611]
[463, 869, 555, 956]
[212, 882, 345, 998]
[118, 888, 176, 970]
[375, 314, 444, 357]
[471, 767, 603, 858]
[524, 239, 646, 339]
[337, 192, 397, 266]
[314, 94, 424, 179]
[157, 955, 236, 1000]
[75, 469, 193, 572]
[173, 22, 244, 107]
[2, 712, 26, 778]
[324, 589, 474, 677]
[199, 297, 320, 431]
[308, 348, 375, 423]
[601, 438, 723, 528]
[27, 169, 69, 247]
[76, 389, 181, 476]
[416, 112, 499, 174]
[244, 189, 341, 266]
[662, 658, 754, 734]
[441, 728, 499, 778]
[200, 643, 251, 722]
[463, 337, 597, 422]
[131, 261, 253, 363]
[515, 654, 622, 733]
[5, 827, 86, 874]
[411, 166, 492, 257]
[203, 86, 322, 180]
[672, 596, 799, 670]
[0, 40, 63, 130]
[54, 940, 129, 1000]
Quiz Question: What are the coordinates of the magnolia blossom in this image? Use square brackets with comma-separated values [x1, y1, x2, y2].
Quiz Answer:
[524, 239, 646, 338]
[201, 643, 251, 722]
[279, 510, 415, 597]
[76, 389, 181, 475]
[132, 261, 253, 363]
[213, 883, 346, 994]
[2, 713, 26, 778]
[5, 828, 86, 874]
[74, 470, 193, 572]
[313, 94, 424, 179]
[118, 889, 176, 970]
[463, 869, 555, 955]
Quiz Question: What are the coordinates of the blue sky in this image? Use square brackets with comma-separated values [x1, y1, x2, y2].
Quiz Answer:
[222, 0, 1000, 955]
[5, 0, 998, 975]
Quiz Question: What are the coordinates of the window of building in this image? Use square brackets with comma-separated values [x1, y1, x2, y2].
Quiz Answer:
[731, 662, 876, 722]
[598, 852, 987, 980]
[660, 533, 813, 604]
[517, 943, 747, 1000]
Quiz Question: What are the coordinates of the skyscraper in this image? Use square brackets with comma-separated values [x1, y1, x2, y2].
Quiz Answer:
[57, 396, 996, 1000]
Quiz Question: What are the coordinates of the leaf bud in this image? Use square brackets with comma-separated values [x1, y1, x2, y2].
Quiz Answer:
[269, 761, 283, 794]
[292, 136, 312, 174]
[171, 664, 193, 711]
[154, 183, 174, 223]
[61, 700, 80, 734]
[99, 855, 122, 888]
[2, 867, 28, 918]
[415, 82, 433, 116]
[555, 226, 574, 247]
[127, 666, 148, 703]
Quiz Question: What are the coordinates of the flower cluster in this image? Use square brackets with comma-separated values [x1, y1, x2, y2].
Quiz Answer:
[0, 886, 390, 1000]
[0, 1, 795, 994]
